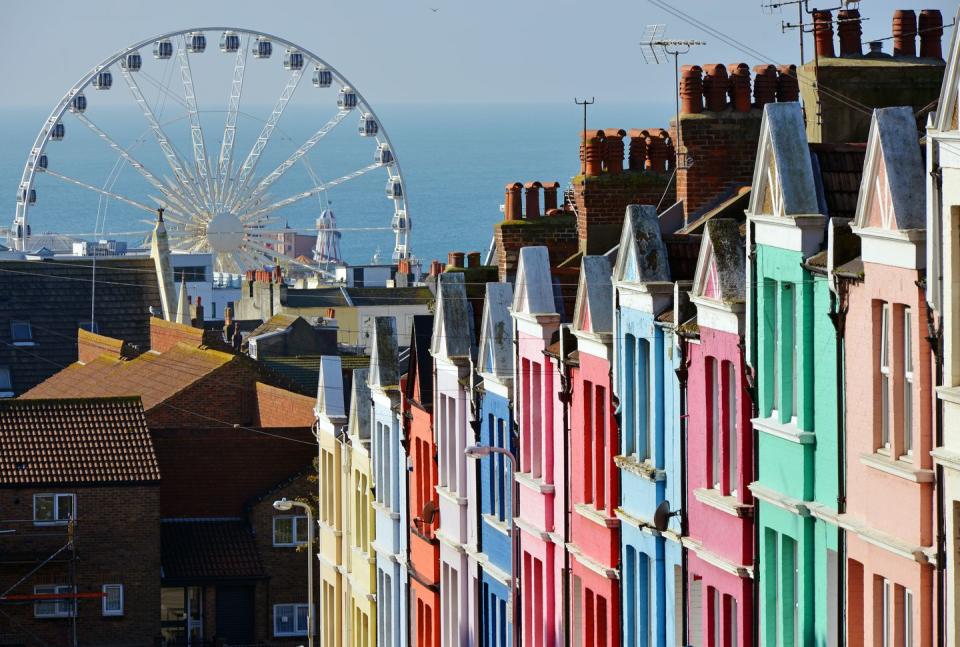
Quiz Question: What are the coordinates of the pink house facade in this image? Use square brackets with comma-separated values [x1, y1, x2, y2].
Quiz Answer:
[842, 107, 936, 647]
[569, 256, 620, 647]
[684, 219, 754, 646]
[511, 247, 567, 647]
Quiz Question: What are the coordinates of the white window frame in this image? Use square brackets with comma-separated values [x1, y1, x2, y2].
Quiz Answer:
[34, 585, 75, 618]
[0, 366, 12, 398]
[10, 320, 33, 346]
[709, 357, 721, 489]
[903, 308, 914, 457]
[272, 515, 308, 547]
[101, 584, 124, 616]
[880, 303, 891, 451]
[904, 588, 914, 647]
[726, 361, 738, 496]
[273, 603, 311, 637]
[33, 493, 75, 525]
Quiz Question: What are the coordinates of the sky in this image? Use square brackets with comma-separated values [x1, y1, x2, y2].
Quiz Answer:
[0, 0, 955, 109]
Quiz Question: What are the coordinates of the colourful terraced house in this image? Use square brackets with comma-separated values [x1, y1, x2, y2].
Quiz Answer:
[475, 282, 516, 647]
[684, 218, 755, 646]
[569, 255, 620, 647]
[316, 355, 349, 647]
[345, 368, 377, 647]
[511, 246, 566, 647]
[842, 106, 936, 646]
[431, 272, 477, 646]
[746, 101, 856, 647]
[403, 315, 441, 647]
[613, 205, 692, 647]
[369, 316, 406, 647]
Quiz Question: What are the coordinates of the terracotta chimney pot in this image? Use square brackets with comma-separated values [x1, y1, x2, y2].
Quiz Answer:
[603, 129, 626, 174]
[583, 138, 604, 176]
[467, 252, 481, 268]
[448, 252, 465, 268]
[919, 9, 944, 59]
[702, 64, 729, 112]
[813, 10, 836, 58]
[776, 65, 799, 102]
[542, 181, 561, 211]
[627, 129, 648, 171]
[680, 65, 704, 114]
[504, 182, 523, 221]
[728, 63, 752, 112]
[892, 9, 918, 57]
[837, 9, 863, 56]
[524, 181, 543, 218]
[753, 64, 777, 107]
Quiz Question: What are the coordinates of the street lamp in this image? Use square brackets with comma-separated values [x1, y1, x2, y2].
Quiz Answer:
[273, 498, 314, 647]
[464, 444, 520, 647]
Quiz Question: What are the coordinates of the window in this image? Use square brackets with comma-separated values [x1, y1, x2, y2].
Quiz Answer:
[102, 584, 123, 616]
[11, 320, 33, 345]
[273, 603, 310, 637]
[881, 578, 892, 647]
[904, 588, 914, 647]
[709, 358, 720, 489]
[531, 361, 542, 479]
[174, 266, 207, 282]
[726, 361, 738, 495]
[624, 334, 637, 455]
[594, 384, 606, 510]
[583, 381, 594, 503]
[638, 338, 652, 461]
[0, 366, 12, 397]
[34, 585, 74, 618]
[33, 493, 74, 525]
[880, 303, 891, 450]
[726, 594, 739, 647]
[903, 308, 914, 456]
[273, 515, 308, 547]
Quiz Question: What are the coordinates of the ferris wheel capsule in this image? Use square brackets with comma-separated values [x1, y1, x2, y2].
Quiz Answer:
[50, 122, 65, 141]
[253, 37, 272, 59]
[187, 31, 207, 53]
[93, 71, 113, 90]
[392, 210, 407, 230]
[121, 52, 142, 71]
[376, 143, 394, 166]
[68, 93, 87, 114]
[337, 86, 358, 110]
[36, 154, 48, 171]
[18, 187, 37, 205]
[220, 31, 240, 53]
[283, 49, 304, 71]
[358, 113, 379, 137]
[386, 178, 403, 200]
[154, 39, 173, 59]
[312, 65, 332, 88]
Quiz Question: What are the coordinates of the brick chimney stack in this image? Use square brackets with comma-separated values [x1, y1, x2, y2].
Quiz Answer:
[892, 10, 918, 57]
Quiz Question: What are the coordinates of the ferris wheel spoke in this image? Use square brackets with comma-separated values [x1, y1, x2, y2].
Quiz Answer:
[177, 39, 215, 212]
[233, 109, 349, 213]
[72, 112, 200, 218]
[138, 70, 191, 111]
[241, 162, 383, 222]
[44, 168, 159, 215]
[225, 68, 304, 211]
[216, 34, 249, 210]
[118, 66, 207, 210]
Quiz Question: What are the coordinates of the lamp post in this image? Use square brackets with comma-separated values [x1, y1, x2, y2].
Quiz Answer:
[273, 498, 314, 647]
[465, 444, 520, 647]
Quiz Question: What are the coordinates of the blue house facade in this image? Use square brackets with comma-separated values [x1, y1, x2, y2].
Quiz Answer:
[613, 205, 695, 647]
[475, 283, 516, 647]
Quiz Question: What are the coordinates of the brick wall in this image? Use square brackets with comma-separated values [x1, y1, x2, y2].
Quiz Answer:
[248, 473, 322, 644]
[0, 485, 161, 646]
[572, 172, 674, 254]
[671, 110, 763, 222]
[254, 383, 317, 428]
[495, 214, 579, 283]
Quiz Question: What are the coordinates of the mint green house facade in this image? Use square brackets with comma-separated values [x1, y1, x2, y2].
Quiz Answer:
[747, 102, 857, 647]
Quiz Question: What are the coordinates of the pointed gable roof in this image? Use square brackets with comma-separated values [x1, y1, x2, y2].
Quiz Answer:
[316, 355, 346, 420]
[368, 316, 399, 389]
[404, 315, 434, 408]
[477, 282, 514, 380]
[613, 204, 671, 284]
[692, 219, 746, 304]
[853, 107, 925, 232]
[748, 102, 819, 218]
[511, 247, 556, 316]
[431, 272, 475, 360]
[573, 256, 614, 335]
[348, 368, 371, 441]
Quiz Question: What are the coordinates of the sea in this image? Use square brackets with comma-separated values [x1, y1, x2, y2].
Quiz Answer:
[0, 101, 668, 267]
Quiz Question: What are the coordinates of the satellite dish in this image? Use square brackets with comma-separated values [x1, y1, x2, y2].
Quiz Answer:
[421, 500, 437, 525]
[654, 500, 678, 533]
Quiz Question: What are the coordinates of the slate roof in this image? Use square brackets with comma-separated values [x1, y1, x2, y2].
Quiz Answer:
[262, 355, 325, 394]
[22, 342, 234, 409]
[161, 518, 265, 581]
[247, 314, 301, 338]
[0, 257, 161, 395]
[0, 397, 160, 486]
[810, 143, 867, 220]
[404, 315, 434, 407]
[282, 286, 435, 309]
[663, 234, 702, 282]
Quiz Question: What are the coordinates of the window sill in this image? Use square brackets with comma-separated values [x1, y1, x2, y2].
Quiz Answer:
[515, 472, 555, 494]
[435, 485, 467, 505]
[614, 454, 664, 482]
[371, 501, 401, 520]
[573, 503, 619, 528]
[481, 514, 510, 535]
[12, 342, 35, 347]
[33, 521, 68, 527]
[693, 488, 753, 518]
[751, 416, 815, 445]
[0, 392, 13, 399]
[859, 452, 934, 483]
[272, 543, 307, 549]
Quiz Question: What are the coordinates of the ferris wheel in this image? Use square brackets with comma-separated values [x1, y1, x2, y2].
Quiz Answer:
[9, 27, 411, 271]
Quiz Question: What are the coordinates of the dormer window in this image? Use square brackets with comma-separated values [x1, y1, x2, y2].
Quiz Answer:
[11, 321, 33, 346]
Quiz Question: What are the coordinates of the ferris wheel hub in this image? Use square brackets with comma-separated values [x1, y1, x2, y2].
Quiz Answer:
[205, 212, 244, 253]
